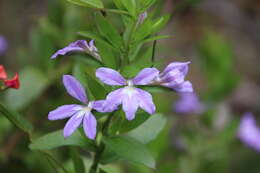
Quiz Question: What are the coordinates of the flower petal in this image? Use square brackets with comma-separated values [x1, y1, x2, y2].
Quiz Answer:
[133, 68, 159, 85]
[173, 81, 193, 93]
[122, 88, 139, 120]
[51, 40, 87, 59]
[164, 81, 193, 93]
[91, 100, 106, 112]
[174, 93, 204, 114]
[4, 73, 20, 89]
[91, 100, 116, 113]
[48, 104, 83, 120]
[88, 40, 98, 52]
[162, 62, 190, 76]
[83, 112, 97, 140]
[0, 65, 7, 80]
[136, 88, 155, 115]
[96, 67, 126, 86]
[63, 75, 88, 103]
[160, 68, 185, 84]
[63, 111, 84, 138]
[238, 112, 260, 151]
[103, 88, 124, 111]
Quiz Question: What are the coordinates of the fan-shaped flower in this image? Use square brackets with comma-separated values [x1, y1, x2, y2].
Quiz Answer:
[48, 75, 107, 140]
[96, 67, 158, 120]
[238, 112, 260, 152]
[51, 40, 100, 60]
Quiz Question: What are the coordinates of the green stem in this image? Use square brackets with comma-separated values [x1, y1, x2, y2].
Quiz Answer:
[151, 39, 157, 67]
[89, 114, 115, 173]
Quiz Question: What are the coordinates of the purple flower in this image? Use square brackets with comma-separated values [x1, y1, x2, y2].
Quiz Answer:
[238, 112, 260, 152]
[51, 40, 100, 60]
[137, 11, 148, 25]
[174, 92, 204, 114]
[0, 36, 8, 56]
[96, 67, 159, 120]
[48, 75, 107, 140]
[155, 62, 193, 92]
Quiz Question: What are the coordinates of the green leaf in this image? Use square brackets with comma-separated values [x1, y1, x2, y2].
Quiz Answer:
[151, 14, 170, 34]
[29, 130, 96, 151]
[99, 169, 107, 173]
[95, 41, 118, 68]
[134, 19, 153, 42]
[5, 67, 49, 111]
[95, 13, 123, 49]
[70, 147, 86, 173]
[67, 0, 104, 9]
[127, 114, 166, 144]
[84, 69, 107, 100]
[100, 147, 120, 164]
[119, 112, 151, 133]
[0, 103, 33, 134]
[140, 0, 157, 10]
[112, 0, 124, 9]
[103, 136, 156, 169]
[121, 0, 137, 16]
[73, 55, 103, 68]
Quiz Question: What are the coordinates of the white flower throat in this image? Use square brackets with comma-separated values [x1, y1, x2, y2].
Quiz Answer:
[124, 80, 136, 97]
[77, 102, 93, 118]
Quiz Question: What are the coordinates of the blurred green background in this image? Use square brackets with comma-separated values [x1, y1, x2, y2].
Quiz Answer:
[1, 0, 260, 172]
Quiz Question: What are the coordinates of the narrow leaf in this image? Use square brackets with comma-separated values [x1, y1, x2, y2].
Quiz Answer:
[67, 0, 104, 9]
[121, 0, 137, 16]
[95, 41, 118, 69]
[95, 13, 123, 49]
[151, 14, 170, 34]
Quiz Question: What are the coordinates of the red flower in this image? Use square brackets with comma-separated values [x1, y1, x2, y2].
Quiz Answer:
[4, 73, 20, 89]
[0, 65, 7, 80]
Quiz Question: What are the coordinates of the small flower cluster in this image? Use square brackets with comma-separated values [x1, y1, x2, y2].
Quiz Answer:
[48, 40, 193, 140]
[0, 65, 20, 90]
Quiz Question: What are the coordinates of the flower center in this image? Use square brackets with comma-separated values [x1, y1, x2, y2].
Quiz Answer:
[126, 80, 134, 86]
[81, 102, 93, 113]
[123, 86, 136, 97]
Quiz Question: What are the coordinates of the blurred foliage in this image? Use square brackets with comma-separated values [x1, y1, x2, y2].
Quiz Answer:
[198, 31, 239, 102]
